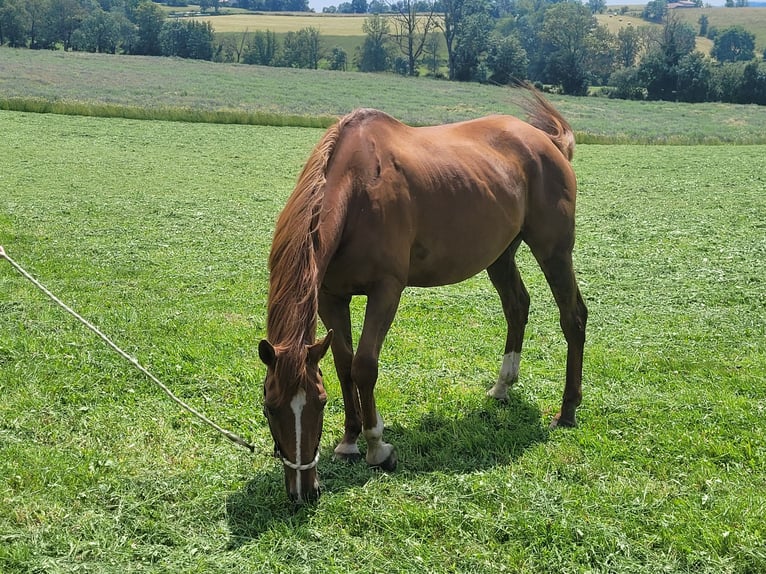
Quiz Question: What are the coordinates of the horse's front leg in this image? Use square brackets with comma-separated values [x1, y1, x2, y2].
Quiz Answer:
[318, 291, 362, 462]
[352, 280, 403, 471]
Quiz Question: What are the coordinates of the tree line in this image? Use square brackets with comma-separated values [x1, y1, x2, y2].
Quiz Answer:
[0, 0, 216, 58]
[1, 0, 764, 104]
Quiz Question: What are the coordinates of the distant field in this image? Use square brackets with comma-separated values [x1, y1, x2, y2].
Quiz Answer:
[3, 48, 766, 143]
[595, 13, 714, 54]
[595, 13, 646, 35]
[188, 12, 371, 35]
[675, 7, 766, 53]
[600, 6, 766, 54]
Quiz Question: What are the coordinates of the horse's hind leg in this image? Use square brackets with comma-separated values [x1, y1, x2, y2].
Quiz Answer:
[486, 237, 530, 401]
[532, 247, 587, 428]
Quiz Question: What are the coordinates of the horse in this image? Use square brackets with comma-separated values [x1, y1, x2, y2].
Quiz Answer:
[258, 84, 587, 503]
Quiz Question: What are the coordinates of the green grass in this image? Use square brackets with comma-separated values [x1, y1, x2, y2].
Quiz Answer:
[3, 47, 766, 143]
[2, 106, 765, 572]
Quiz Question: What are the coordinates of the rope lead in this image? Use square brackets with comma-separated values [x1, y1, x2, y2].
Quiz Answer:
[0, 245, 255, 453]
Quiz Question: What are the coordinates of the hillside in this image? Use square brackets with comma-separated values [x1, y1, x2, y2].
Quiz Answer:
[675, 6, 766, 52]
[2, 47, 765, 143]
[604, 6, 766, 53]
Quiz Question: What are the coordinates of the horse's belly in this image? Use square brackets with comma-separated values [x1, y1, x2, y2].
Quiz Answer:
[406, 215, 521, 287]
[406, 241, 511, 286]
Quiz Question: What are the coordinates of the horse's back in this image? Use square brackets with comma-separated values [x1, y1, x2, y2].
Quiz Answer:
[320, 110, 575, 290]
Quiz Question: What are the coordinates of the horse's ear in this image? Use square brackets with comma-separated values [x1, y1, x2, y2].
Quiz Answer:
[258, 339, 276, 367]
[307, 330, 333, 364]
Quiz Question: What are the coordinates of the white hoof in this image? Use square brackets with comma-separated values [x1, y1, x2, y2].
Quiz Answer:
[333, 442, 361, 462]
[487, 383, 509, 401]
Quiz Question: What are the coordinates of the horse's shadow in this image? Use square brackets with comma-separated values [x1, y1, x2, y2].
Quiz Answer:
[225, 391, 547, 546]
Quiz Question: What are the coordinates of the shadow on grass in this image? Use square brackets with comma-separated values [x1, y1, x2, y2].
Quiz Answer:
[225, 391, 547, 545]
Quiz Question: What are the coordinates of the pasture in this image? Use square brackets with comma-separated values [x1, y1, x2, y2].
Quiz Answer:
[2, 103, 765, 572]
[3, 48, 766, 144]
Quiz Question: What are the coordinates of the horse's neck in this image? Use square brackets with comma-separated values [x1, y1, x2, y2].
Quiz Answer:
[314, 186, 349, 283]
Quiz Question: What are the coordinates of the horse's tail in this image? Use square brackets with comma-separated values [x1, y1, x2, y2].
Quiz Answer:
[514, 82, 575, 162]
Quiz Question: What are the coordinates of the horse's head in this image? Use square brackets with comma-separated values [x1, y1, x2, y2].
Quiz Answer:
[258, 331, 333, 504]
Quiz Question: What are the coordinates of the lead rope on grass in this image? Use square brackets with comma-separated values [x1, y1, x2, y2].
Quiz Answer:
[0, 245, 255, 453]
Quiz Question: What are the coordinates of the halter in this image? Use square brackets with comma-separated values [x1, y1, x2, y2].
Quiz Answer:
[278, 447, 320, 472]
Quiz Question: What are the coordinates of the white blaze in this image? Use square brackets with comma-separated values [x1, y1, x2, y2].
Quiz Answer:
[290, 388, 307, 499]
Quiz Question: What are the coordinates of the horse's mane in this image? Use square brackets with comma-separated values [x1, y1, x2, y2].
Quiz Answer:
[515, 83, 576, 162]
[265, 114, 351, 385]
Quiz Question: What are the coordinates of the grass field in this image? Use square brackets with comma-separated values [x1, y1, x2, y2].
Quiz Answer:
[3, 47, 766, 143]
[594, 14, 714, 55]
[190, 12, 372, 35]
[675, 7, 766, 54]
[2, 94, 765, 573]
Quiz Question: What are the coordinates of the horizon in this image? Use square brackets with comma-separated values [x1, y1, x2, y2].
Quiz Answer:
[306, 0, 749, 11]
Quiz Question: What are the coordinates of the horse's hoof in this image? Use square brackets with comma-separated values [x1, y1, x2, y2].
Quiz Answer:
[374, 448, 398, 472]
[549, 413, 577, 429]
[486, 384, 509, 402]
[333, 451, 362, 464]
[333, 443, 362, 463]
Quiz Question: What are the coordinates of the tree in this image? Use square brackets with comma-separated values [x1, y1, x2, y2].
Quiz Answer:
[244, 29, 279, 65]
[73, 7, 121, 53]
[388, 0, 438, 76]
[540, 1, 596, 94]
[607, 66, 645, 100]
[712, 26, 755, 62]
[448, 0, 493, 81]
[486, 33, 527, 84]
[511, 0, 549, 81]
[235, 29, 251, 63]
[639, 15, 697, 100]
[586, 24, 618, 86]
[422, 31, 441, 76]
[675, 51, 711, 102]
[617, 24, 641, 68]
[329, 46, 348, 70]
[741, 60, 766, 104]
[358, 13, 391, 71]
[132, 0, 164, 55]
[0, 0, 31, 46]
[26, 0, 52, 49]
[437, 0, 461, 79]
[159, 20, 214, 60]
[282, 27, 321, 68]
[642, 0, 667, 23]
[48, 0, 88, 50]
[368, 0, 387, 12]
[587, 0, 606, 14]
[698, 14, 708, 37]
[198, 0, 221, 14]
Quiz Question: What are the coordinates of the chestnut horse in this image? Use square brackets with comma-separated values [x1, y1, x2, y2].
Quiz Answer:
[258, 85, 587, 503]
